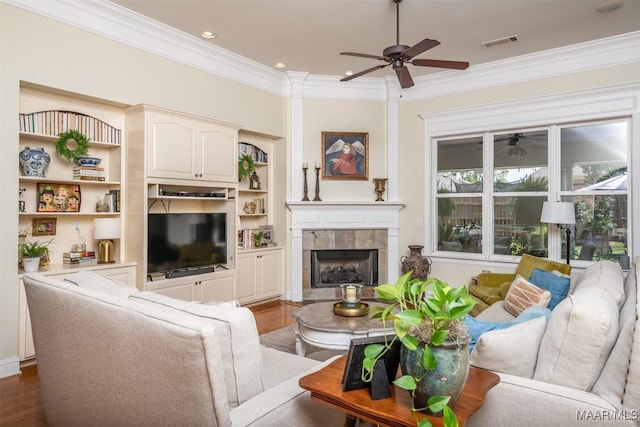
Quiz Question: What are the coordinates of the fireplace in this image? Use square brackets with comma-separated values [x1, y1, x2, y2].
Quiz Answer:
[287, 201, 405, 302]
[311, 249, 378, 288]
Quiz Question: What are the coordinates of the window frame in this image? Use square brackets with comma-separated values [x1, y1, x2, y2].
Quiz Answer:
[422, 84, 639, 265]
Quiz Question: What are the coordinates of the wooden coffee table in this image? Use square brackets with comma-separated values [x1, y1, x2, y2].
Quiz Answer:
[292, 301, 391, 356]
[299, 355, 500, 427]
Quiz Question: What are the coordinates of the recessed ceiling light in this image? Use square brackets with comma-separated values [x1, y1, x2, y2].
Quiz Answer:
[274, 62, 286, 69]
[596, 1, 623, 13]
[200, 31, 216, 39]
[345, 70, 354, 76]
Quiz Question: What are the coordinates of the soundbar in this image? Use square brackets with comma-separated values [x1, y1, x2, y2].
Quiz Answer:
[164, 266, 215, 279]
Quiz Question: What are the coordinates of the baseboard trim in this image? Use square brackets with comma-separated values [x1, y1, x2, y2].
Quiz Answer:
[0, 357, 21, 379]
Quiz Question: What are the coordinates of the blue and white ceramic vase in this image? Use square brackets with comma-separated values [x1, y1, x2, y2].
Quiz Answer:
[19, 146, 51, 177]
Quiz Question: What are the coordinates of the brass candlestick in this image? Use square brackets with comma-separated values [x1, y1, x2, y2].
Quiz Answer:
[373, 178, 388, 201]
[302, 166, 310, 201]
[313, 166, 322, 201]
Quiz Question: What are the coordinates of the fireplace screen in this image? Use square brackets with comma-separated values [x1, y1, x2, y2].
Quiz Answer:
[310, 249, 378, 288]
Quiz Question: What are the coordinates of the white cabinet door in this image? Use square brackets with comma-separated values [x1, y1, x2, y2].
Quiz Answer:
[147, 112, 197, 180]
[149, 281, 194, 301]
[259, 249, 283, 298]
[237, 248, 283, 304]
[18, 279, 35, 360]
[236, 255, 258, 303]
[199, 123, 237, 183]
[197, 273, 235, 302]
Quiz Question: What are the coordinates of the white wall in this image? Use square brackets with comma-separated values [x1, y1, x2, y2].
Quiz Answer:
[302, 98, 387, 201]
[0, 4, 286, 369]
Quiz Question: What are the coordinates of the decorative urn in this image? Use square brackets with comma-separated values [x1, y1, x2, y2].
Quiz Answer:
[19, 146, 51, 177]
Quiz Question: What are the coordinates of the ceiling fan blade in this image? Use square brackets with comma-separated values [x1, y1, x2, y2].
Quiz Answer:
[402, 38, 440, 59]
[341, 64, 390, 82]
[340, 52, 387, 61]
[395, 66, 414, 89]
[412, 58, 470, 70]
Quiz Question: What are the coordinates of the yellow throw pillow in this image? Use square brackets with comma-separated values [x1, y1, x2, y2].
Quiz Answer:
[504, 275, 552, 316]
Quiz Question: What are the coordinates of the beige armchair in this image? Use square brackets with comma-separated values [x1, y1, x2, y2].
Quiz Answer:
[469, 254, 571, 316]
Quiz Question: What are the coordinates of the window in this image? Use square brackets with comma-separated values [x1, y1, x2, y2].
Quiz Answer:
[560, 121, 628, 262]
[433, 120, 630, 264]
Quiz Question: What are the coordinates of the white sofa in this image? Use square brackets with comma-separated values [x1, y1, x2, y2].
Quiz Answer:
[467, 258, 640, 426]
[23, 271, 345, 427]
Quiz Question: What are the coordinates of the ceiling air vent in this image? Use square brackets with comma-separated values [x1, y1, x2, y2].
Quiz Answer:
[481, 35, 519, 48]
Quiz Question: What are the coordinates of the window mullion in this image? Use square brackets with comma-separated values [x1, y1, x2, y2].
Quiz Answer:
[483, 132, 494, 259]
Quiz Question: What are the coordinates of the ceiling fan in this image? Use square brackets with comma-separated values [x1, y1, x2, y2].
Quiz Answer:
[340, 0, 469, 89]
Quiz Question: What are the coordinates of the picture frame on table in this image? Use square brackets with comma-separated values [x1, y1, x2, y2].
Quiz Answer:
[259, 225, 274, 244]
[341, 335, 400, 393]
[322, 131, 368, 180]
[32, 217, 57, 236]
[37, 183, 81, 212]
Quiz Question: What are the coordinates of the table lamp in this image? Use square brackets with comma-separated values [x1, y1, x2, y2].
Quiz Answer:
[94, 218, 120, 264]
[540, 201, 576, 264]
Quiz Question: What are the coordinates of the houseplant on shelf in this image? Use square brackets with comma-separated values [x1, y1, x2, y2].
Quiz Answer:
[363, 272, 476, 427]
[19, 239, 53, 272]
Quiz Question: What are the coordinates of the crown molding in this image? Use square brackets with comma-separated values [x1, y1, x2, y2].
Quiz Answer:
[404, 31, 640, 101]
[3, 0, 288, 96]
[4, 0, 638, 101]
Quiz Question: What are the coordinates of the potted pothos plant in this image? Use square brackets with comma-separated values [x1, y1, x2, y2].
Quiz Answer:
[363, 272, 476, 427]
[19, 239, 53, 272]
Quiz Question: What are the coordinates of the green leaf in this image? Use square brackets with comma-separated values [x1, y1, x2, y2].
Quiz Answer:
[421, 345, 437, 369]
[393, 375, 417, 391]
[430, 330, 448, 346]
[363, 344, 385, 359]
[427, 395, 451, 414]
[394, 309, 423, 325]
[375, 284, 399, 301]
[400, 333, 419, 351]
[442, 405, 459, 427]
[417, 419, 433, 427]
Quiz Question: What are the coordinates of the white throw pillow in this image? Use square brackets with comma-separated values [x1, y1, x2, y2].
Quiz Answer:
[571, 261, 624, 307]
[129, 291, 263, 407]
[470, 316, 547, 378]
[534, 287, 619, 391]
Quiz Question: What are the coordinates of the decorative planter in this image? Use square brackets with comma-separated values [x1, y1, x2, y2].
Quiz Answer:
[22, 257, 41, 273]
[19, 146, 51, 177]
[400, 245, 432, 280]
[400, 338, 470, 413]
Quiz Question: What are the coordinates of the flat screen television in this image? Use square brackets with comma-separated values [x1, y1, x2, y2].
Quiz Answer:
[147, 213, 227, 275]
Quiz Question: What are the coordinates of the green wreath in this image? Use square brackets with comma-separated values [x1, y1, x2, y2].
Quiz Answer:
[238, 154, 255, 180]
[55, 130, 90, 162]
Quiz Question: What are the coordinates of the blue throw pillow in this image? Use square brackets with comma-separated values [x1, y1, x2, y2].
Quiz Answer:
[464, 306, 551, 351]
[528, 267, 571, 310]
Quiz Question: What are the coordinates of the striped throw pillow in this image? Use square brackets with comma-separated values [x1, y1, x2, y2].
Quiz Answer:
[504, 275, 552, 316]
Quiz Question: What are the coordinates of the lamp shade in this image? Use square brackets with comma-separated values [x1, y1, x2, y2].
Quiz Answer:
[94, 218, 121, 240]
[540, 201, 576, 225]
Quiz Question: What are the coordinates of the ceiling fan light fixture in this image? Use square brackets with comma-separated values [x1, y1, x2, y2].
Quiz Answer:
[274, 62, 286, 69]
[345, 70, 354, 76]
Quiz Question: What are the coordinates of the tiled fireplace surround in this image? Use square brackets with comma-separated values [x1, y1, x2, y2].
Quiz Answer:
[287, 202, 404, 301]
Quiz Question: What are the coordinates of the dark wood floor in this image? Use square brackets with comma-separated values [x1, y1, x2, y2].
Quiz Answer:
[0, 300, 301, 426]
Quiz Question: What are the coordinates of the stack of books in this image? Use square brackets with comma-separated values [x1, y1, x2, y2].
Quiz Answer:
[63, 251, 97, 265]
[73, 166, 105, 181]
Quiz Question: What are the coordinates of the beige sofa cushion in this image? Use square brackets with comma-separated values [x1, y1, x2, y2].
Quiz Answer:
[63, 270, 138, 298]
[503, 275, 551, 316]
[129, 291, 263, 407]
[470, 316, 547, 378]
[23, 274, 231, 427]
[571, 260, 624, 305]
[534, 287, 619, 391]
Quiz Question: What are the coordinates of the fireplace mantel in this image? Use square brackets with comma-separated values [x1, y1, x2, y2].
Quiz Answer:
[287, 201, 405, 301]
